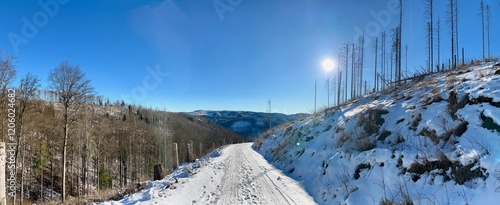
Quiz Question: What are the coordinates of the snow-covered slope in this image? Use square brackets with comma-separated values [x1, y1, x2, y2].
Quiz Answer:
[254, 61, 500, 205]
[189, 110, 308, 139]
[101, 143, 315, 205]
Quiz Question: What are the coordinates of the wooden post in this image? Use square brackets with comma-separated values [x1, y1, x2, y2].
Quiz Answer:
[0, 142, 6, 205]
[153, 164, 163, 180]
[187, 143, 190, 162]
[199, 142, 202, 157]
[186, 142, 194, 162]
[173, 143, 179, 168]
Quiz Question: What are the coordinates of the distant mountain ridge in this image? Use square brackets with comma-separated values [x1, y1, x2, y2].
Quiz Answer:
[188, 110, 308, 139]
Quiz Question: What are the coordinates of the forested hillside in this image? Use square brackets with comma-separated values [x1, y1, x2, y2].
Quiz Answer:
[189, 110, 308, 140]
[0, 52, 243, 204]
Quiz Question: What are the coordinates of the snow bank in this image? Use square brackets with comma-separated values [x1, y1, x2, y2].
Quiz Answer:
[255, 62, 500, 205]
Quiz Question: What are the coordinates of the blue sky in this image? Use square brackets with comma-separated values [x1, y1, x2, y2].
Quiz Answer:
[0, 0, 498, 114]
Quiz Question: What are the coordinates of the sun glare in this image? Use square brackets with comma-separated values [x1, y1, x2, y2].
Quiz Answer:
[321, 58, 336, 72]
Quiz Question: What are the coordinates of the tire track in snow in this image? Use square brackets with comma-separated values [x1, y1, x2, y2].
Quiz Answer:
[216, 146, 240, 205]
[215, 144, 287, 204]
[240, 145, 292, 205]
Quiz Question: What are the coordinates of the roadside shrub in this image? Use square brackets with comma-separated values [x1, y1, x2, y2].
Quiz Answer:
[446, 75, 458, 90]
[253, 135, 265, 149]
[335, 131, 350, 148]
[396, 118, 405, 124]
[379, 197, 414, 205]
[447, 120, 468, 139]
[358, 108, 388, 136]
[407, 155, 487, 185]
[423, 93, 443, 107]
[378, 130, 392, 142]
[419, 128, 439, 145]
[354, 163, 371, 179]
[409, 113, 422, 131]
[447, 91, 469, 119]
[357, 139, 376, 151]
[323, 124, 333, 132]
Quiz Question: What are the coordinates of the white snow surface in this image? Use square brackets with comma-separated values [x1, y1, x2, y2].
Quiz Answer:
[101, 143, 316, 205]
[255, 61, 500, 205]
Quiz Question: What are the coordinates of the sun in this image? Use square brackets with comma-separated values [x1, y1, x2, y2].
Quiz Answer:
[321, 58, 336, 72]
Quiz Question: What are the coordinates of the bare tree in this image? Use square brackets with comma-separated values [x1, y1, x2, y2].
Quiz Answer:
[343, 43, 349, 103]
[358, 35, 365, 97]
[48, 61, 93, 203]
[448, 0, 456, 69]
[437, 17, 441, 72]
[405, 44, 408, 78]
[424, 0, 434, 73]
[486, 4, 491, 59]
[338, 44, 349, 105]
[16, 73, 40, 157]
[391, 27, 400, 81]
[0, 51, 16, 91]
[337, 59, 342, 106]
[372, 37, 379, 92]
[16, 73, 40, 205]
[381, 31, 387, 90]
[454, 0, 459, 65]
[426, 21, 432, 73]
[480, 0, 485, 60]
[397, 0, 403, 83]
[0, 51, 17, 142]
[351, 43, 356, 99]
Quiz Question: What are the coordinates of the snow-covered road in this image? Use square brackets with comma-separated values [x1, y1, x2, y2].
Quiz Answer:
[214, 143, 316, 205]
[102, 143, 316, 205]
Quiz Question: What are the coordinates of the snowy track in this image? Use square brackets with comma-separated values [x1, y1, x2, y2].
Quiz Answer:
[102, 143, 316, 205]
[217, 144, 295, 205]
[209, 143, 316, 205]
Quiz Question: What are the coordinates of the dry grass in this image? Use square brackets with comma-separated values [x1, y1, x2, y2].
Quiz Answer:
[335, 131, 350, 148]
[23, 187, 123, 204]
[409, 113, 422, 131]
[357, 139, 377, 151]
[430, 87, 440, 95]
[446, 75, 458, 90]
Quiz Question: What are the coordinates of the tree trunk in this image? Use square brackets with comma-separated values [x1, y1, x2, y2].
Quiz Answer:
[381, 32, 386, 90]
[430, 0, 434, 73]
[344, 44, 348, 103]
[486, 5, 490, 59]
[450, 0, 455, 68]
[0, 142, 6, 205]
[455, 0, 459, 65]
[398, 0, 403, 83]
[481, 1, 484, 60]
[40, 163, 43, 202]
[437, 18, 441, 72]
[62, 119, 68, 203]
[96, 144, 99, 194]
[20, 143, 25, 205]
[359, 35, 364, 96]
[51, 162, 53, 201]
[374, 37, 378, 92]
[351, 43, 355, 99]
